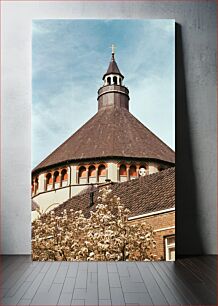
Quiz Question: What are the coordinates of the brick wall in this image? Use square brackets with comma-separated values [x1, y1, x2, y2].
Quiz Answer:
[129, 211, 175, 260]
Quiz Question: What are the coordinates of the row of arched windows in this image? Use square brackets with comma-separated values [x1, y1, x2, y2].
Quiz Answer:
[45, 169, 68, 191]
[105, 75, 122, 86]
[77, 163, 149, 184]
[32, 165, 108, 196]
[78, 164, 107, 184]
[118, 164, 149, 182]
[32, 169, 68, 196]
[32, 163, 159, 196]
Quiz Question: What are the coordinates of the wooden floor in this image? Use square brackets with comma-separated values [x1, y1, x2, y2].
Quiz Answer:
[0, 256, 217, 305]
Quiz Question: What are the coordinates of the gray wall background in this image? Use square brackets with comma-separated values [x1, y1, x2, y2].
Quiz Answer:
[1, 1, 217, 255]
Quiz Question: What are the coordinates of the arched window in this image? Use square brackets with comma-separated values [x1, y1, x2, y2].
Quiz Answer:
[107, 77, 111, 85]
[61, 169, 68, 180]
[129, 165, 137, 180]
[61, 169, 68, 187]
[98, 164, 106, 183]
[54, 171, 60, 189]
[89, 165, 96, 183]
[119, 164, 127, 182]
[98, 165, 106, 176]
[113, 76, 117, 85]
[46, 173, 52, 191]
[119, 77, 122, 85]
[79, 166, 86, 177]
[79, 166, 87, 184]
[119, 164, 127, 175]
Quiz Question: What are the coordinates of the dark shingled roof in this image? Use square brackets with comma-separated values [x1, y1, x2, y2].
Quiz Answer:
[103, 56, 124, 79]
[53, 167, 175, 218]
[33, 108, 175, 172]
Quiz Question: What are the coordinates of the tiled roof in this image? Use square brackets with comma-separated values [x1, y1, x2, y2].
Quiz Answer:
[33, 108, 175, 172]
[53, 167, 175, 218]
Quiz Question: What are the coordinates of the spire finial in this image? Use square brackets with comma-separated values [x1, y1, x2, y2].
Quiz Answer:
[110, 44, 116, 60]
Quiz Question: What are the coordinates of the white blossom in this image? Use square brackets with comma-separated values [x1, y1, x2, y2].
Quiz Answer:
[32, 187, 157, 261]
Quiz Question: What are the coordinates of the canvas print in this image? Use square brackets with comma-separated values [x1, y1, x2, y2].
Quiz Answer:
[31, 20, 175, 261]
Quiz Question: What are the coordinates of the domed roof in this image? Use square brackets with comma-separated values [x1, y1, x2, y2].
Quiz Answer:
[33, 107, 175, 173]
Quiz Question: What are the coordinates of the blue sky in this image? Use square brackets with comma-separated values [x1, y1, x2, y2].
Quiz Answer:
[32, 19, 175, 168]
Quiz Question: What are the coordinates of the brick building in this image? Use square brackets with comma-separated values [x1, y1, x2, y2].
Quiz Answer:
[48, 167, 175, 261]
[32, 48, 175, 217]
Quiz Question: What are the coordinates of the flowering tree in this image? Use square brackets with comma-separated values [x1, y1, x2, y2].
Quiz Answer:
[32, 187, 157, 261]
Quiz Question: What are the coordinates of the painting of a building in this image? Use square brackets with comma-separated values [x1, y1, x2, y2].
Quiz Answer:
[31, 18, 175, 261]
[32, 46, 175, 260]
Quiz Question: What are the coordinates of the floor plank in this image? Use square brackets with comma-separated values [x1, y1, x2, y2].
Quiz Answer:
[2, 281, 32, 305]
[57, 292, 72, 305]
[182, 256, 217, 287]
[162, 261, 201, 304]
[136, 262, 169, 305]
[0, 255, 217, 305]
[173, 259, 217, 305]
[30, 283, 63, 305]
[3, 262, 40, 297]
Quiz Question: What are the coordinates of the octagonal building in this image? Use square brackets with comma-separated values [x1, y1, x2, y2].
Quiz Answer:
[32, 49, 175, 215]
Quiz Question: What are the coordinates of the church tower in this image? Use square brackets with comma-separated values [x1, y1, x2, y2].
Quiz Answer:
[32, 46, 175, 216]
[98, 45, 129, 111]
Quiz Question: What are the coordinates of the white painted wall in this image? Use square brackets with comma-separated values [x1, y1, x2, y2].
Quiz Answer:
[33, 188, 70, 214]
[71, 185, 88, 197]
[107, 162, 118, 182]
[71, 166, 77, 184]
[38, 173, 45, 193]
[148, 162, 159, 175]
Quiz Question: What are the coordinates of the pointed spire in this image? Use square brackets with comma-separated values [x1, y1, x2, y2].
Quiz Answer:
[102, 44, 124, 80]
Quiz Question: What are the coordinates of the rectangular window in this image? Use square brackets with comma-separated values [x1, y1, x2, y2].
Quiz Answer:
[165, 235, 175, 261]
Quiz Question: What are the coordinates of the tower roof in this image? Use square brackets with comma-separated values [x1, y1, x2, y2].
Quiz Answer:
[103, 52, 124, 80]
[33, 108, 175, 173]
